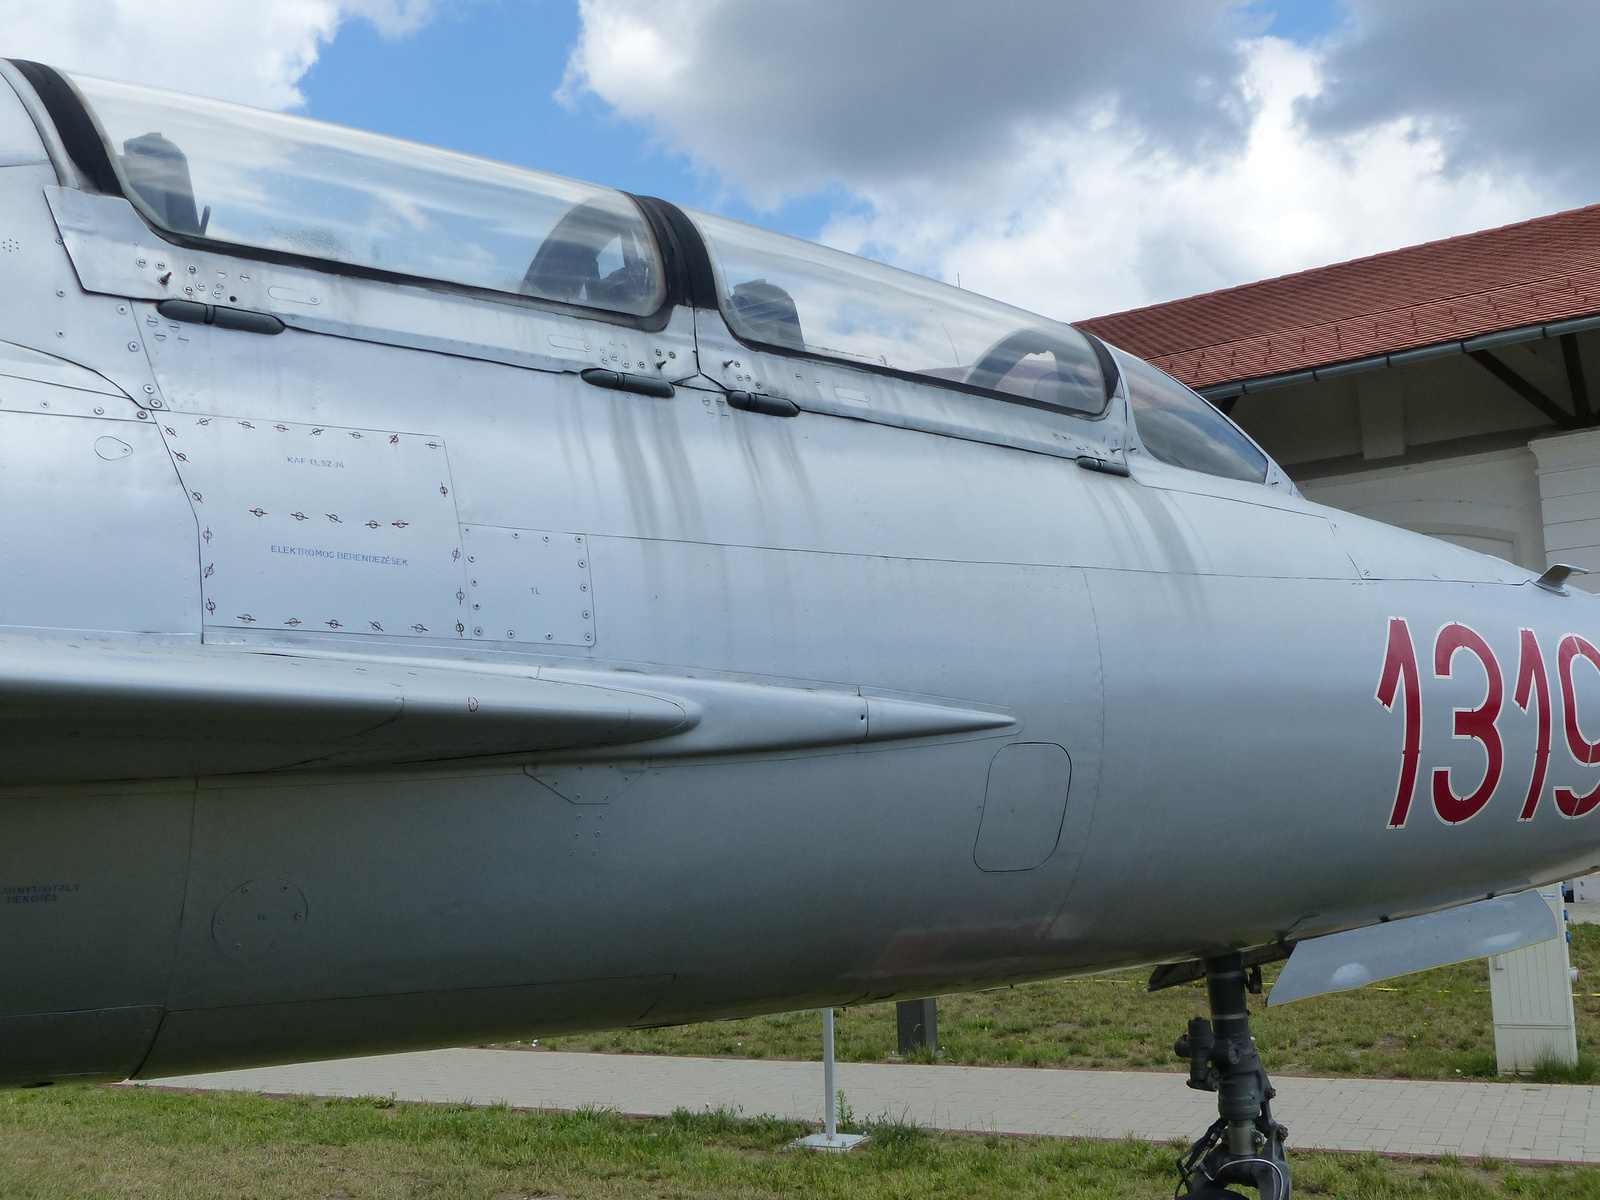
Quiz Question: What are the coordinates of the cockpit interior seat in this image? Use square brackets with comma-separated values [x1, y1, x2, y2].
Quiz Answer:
[522, 202, 655, 310]
[727, 279, 805, 352]
[120, 131, 204, 235]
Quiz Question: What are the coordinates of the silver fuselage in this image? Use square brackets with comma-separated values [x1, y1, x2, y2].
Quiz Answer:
[1, 65, 1598, 1088]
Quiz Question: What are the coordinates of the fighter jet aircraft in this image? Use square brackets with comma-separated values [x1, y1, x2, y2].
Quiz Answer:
[0, 60, 1593, 1199]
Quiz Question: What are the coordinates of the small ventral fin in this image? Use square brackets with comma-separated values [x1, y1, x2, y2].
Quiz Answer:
[1267, 890, 1559, 1006]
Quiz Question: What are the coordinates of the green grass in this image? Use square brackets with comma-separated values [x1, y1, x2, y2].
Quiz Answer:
[1530, 1052, 1600, 1084]
[535, 925, 1600, 1081]
[4, 1085, 1600, 1198]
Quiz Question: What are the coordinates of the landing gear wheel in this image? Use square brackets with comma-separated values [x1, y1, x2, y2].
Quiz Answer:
[1173, 954, 1291, 1200]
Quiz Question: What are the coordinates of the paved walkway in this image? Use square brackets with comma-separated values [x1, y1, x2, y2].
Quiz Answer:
[145, 1049, 1600, 1164]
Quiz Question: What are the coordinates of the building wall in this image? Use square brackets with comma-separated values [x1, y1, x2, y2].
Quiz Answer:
[1300, 447, 1547, 571]
[1229, 331, 1600, 472]
[1530, 428, 1600, 585]
[1233, 374, 1363, 466]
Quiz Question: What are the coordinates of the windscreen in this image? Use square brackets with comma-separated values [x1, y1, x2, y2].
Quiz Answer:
[67, 72, 665, 317]
[1120, 354, 1268, 483]
[689, 210, 1107, 415]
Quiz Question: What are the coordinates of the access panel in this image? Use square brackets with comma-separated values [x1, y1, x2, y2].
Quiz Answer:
[974, 742, 1073, 872]
[164, 414, 470, 638]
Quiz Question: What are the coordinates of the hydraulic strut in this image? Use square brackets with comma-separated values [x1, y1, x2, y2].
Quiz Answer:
[1172, 953, 1290, 1200]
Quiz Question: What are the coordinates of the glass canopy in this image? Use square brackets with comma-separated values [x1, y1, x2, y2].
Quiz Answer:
[1118, 353, 1268, 482]
[67, 71, 665, 317]
[689, 210, 1110, 416]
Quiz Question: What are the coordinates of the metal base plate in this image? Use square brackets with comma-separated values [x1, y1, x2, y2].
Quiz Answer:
[792, 1132, 868, 1153]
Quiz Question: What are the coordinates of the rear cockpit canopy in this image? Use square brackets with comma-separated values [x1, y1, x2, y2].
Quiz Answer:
[685, 215, 1272, 482]
[687, 210, 1112, 416]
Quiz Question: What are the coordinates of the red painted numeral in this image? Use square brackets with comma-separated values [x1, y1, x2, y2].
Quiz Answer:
[1377, 617, 1422, 827]
[1382, 621, 1600, 827]
[1513, 628, 1552, 821]
[1556, 634, 1600, 817]
[1431, 623, 1504, 824]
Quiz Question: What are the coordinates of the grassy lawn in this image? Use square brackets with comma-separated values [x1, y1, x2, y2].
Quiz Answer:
[537, 925, 1600, 1081]
[4, 1086, 1600, 1199]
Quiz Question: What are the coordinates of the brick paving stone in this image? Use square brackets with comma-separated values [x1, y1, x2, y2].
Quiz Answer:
[138, 1050, 1600, 1164]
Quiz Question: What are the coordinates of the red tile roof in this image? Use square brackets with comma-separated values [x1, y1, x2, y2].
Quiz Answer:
[1078, 203, 1600, 390]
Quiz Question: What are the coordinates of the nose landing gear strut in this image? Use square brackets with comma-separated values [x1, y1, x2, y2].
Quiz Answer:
[1173, 953, 1290, 1200]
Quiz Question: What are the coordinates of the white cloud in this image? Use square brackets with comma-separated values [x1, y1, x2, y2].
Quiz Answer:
[342, 0, 440, 38]
[826, 39, 1550, 322]
[1304, 0, 1600, 199]
[565, 0, 1572, 318]
[0, 0, 438, 110]
[564, 0, 1257, 207]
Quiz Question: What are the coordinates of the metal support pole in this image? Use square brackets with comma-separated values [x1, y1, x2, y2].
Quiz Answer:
[822, 1006, 837, 1140]
[792, 1006, 867, 1152]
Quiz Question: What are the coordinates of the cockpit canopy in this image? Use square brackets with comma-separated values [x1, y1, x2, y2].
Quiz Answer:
[51, 68, 1280, 473]
[67, 71, 665, 316]
[689, 211, 1110, 416]
[59, 70, 1115, 417]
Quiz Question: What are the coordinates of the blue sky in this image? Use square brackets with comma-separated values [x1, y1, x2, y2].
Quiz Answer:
[1249, 0, 1347, 43]
[300, 0, 849, 241]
